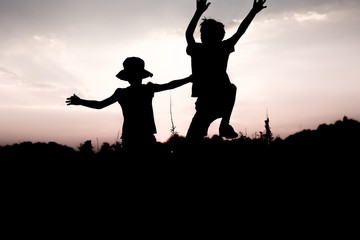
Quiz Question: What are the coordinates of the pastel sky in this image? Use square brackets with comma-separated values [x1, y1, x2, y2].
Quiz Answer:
[1, 0, 359, 149]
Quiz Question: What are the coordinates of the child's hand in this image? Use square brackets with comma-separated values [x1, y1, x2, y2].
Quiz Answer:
[252, 0, 267, 13]
[196, 0, 211, 13]
[66, 94, 81, 105]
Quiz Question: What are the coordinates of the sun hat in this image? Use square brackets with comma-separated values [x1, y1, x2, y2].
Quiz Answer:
[116, 57, 153, 80]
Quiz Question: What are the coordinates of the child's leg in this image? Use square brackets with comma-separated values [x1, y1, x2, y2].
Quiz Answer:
[186, 98, 217, 142]
[186, 111, 214, 142]
[220, 84, 238, 138]
[220, 84, 237, 125]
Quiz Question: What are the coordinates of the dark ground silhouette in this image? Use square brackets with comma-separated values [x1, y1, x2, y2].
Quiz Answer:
[1, 116, 358, 162]
[2, 116, 358, 222]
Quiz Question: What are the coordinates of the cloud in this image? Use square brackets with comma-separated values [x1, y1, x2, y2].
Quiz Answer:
[0, 66, 19, 78]
[33, 35, 61, 48]
[22, 81, 59, 91]
[292, 11, 327, 22]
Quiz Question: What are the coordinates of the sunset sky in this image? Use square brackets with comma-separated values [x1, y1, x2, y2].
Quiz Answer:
[1, 0, 359, 149]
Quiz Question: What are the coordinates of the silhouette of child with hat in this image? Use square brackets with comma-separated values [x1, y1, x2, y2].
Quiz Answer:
[185, 0, 267, 142]
[66, 56, 192, 149]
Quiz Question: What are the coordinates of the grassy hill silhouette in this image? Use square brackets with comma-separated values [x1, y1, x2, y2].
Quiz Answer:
[2, 116, 358, 211]
[1, 116, 358, 161]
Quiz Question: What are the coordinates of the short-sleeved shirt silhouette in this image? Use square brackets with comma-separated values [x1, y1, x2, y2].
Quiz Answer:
[186, 39, 235, 97]
[115, 82, 157, 141]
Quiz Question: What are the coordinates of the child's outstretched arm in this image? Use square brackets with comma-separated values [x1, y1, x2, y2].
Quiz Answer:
[185, 0, 211, 45]
[228, 0, 267, 45]
[66, 93, 117, 109]
[152, 75, 193, 93]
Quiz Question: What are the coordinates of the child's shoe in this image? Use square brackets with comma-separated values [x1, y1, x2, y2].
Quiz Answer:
[219, 124, 238, 139]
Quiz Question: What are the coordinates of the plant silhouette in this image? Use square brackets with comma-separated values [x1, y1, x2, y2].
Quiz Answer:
[185, 0, 267, 142]
[66, 57, 192, 150]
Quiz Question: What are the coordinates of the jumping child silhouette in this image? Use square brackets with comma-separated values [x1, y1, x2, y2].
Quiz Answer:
[185, 0, 267, 142]
[66, 57, 192, 149]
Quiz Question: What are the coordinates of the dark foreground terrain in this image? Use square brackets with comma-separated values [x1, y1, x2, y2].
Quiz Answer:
[1, 116, 358, 176]
[1, 117, 358, 233]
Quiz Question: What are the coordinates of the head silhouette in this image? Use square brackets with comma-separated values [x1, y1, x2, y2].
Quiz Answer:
[116, 57, 153, 83]
[200, 18, 225, 45]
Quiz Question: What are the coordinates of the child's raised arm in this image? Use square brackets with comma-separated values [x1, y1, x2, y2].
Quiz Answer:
[186, 0, 211, 45]
[228, 0, 267, 46]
